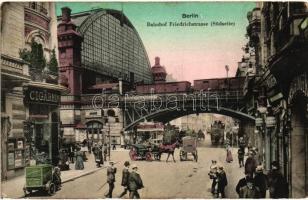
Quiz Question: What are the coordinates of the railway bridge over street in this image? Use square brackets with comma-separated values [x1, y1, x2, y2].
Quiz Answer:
[84, 89, 255, 136]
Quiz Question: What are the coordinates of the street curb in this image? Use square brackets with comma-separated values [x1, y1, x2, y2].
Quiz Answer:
[18, 161, 121, 198]
[61, 165, 106, 184]
[62, 161, 120, 183]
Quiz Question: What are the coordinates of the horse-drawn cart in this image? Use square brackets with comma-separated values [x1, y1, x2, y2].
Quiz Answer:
[179, 136, 198, 162]
[129, 144, 160, 161]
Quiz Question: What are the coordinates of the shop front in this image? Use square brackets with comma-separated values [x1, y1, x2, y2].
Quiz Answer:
[23, 84, 65, 166]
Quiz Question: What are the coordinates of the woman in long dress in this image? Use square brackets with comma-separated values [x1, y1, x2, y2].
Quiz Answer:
[75, 147, 84, 170]
[226, 143, 233, 163]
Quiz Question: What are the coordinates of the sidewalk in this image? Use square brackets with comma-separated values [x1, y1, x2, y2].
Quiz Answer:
[1, 151, 122, 198]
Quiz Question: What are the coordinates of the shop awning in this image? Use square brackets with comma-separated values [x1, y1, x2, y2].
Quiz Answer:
[24, 81, 69, 94]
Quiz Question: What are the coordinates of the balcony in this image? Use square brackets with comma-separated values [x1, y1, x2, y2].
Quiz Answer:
[1, 54, 31, 89]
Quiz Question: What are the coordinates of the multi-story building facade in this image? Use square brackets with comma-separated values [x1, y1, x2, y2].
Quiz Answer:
[243, 2, 308, 197]
[1, 2, 66, 180]
[57, 7, 153, 147]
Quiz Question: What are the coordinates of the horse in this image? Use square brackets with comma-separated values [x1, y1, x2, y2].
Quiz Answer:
[158, 141, 179, 162]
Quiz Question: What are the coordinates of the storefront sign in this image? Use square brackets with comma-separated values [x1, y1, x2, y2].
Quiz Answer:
[266, 116, 276, 128]
[255, 117, 263, 127]
[25, 87, 60, 105]
[85, 110, 102, 118]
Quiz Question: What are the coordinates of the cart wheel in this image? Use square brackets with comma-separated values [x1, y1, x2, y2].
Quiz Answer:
[48, 183, 56, 195]
[129, 149, 137, 161]
[180, 150, 186, 161]
[145, 152, 152, 161]
[23, 186, 31, 197]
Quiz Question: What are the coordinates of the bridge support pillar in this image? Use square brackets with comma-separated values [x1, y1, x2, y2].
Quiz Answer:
[239, 120, 257, 149]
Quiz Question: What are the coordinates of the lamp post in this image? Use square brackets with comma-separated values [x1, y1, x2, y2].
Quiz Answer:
[108, 118, 111, 161]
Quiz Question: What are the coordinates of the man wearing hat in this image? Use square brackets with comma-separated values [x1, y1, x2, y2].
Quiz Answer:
[128, 164, 144, 199]
[105, 161, 117, 198]
[118, 161, 130, 198]
[216, 165, 228, 198]
[267, 161, 288, 198]
[239, 177, 261, 198]
[244, 150, 257, 178]
[254, 165, 268, 198]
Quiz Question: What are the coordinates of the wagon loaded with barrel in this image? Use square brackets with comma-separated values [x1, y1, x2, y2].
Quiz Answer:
[179, 136, 198, 162]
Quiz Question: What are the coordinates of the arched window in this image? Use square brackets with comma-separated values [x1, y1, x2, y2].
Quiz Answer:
[86, 121, 103, 141]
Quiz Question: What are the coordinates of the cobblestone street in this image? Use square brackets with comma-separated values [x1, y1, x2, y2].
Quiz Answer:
[27, 137, 245, 199]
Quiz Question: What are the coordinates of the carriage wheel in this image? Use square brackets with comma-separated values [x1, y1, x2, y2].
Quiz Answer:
[47, 182, 56, 195]
[129, 149, 137, 161]
[180, 150, 187, 161]
[154, 153, 160, 161]
[145, 152, 152, 161]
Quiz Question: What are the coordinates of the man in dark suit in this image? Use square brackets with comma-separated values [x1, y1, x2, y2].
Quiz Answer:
[105, 161, 117, 198]
[128, 164, 144, 199]
[118, 161, 130, 198]
[217, 165, 228, 198]
[268, 161, 288, 198]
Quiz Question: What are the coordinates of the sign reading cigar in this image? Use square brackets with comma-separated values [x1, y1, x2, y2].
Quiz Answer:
[25, 87, 60, 105]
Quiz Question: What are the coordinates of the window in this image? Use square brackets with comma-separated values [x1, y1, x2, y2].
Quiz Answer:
[86, 121, 103, 140]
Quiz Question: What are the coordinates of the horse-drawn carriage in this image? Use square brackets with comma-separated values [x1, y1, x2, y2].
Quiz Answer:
[129, 144, 160, 161]
[179, 136, 198, 162]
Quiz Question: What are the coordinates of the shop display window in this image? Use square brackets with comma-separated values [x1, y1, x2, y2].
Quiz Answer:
[7, 138, 25, 170]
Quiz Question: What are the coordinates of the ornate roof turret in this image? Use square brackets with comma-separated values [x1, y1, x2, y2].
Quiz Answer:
[151, 57, 167, 83]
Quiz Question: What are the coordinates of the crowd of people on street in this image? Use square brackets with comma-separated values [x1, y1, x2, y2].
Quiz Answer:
[208, 160, 228, 198]
[234, 137, 289, 198]
[208, 136, 289, 199]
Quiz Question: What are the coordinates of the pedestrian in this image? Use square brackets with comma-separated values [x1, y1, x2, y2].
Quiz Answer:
[208, 160, 218, 195]
[217, 165, 228, 198]
[239, 136, 246, 153]
[105, 161, 117, 198]
[238, 148, 244, 167]
[52, 166, 62, 190]
[75, 147, 84, 170]
[68, 144, 75, 163]
[244, 150, 257, 177]
[236, 173, 251, 197]
[118, 161, 130, 198]
[239, 178, 261, 198]
[254, 165, 268, 198]
[226, 144, 233, 163]
[112, 144, 116, 150]
[92, 143, 103, 167]
[267, 161, 288, 198]
[104, 144, 108, 161]
[128, 164, 144, 199]
[253, 147, 262, 165]
[88, 138, 93, 154]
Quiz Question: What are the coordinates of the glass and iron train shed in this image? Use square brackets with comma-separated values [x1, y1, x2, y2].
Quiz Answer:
[58, 8, 153, 86]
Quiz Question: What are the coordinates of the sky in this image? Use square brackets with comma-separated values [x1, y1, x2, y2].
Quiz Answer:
[56, 2, 256, 82]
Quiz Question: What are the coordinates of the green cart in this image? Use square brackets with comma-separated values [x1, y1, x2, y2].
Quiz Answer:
[23, 164, 56, 196]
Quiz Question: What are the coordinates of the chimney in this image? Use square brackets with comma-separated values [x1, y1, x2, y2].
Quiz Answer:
[155, 57, 160, 66]
[61, 7, 71, 22]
